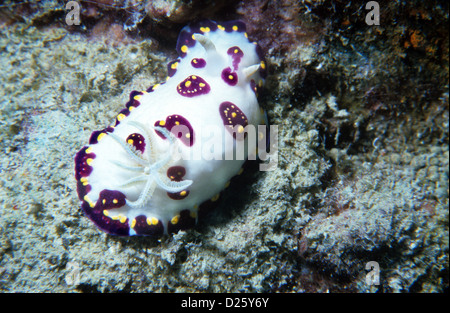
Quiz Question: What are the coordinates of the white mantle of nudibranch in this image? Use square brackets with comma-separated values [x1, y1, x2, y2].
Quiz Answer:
[74, 20, 267, 236]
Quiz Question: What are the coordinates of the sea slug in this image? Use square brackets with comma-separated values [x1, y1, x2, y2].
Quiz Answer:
[74, 20, 266, 236]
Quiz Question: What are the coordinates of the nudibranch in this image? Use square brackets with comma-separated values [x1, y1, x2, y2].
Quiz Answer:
[74, 20, 266, 236]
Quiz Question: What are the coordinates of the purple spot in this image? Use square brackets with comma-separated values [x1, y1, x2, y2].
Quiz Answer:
[167, 190, 190, 200]
[166, 166, 189, 200]
[76, 180, 91, 201]
[74, 146, 95, 180]
[255, 43, 265, 61]
[89, 131, 103, 144]
[81, 202, 129, 236]
[125, 90, 143, 110]
[154, 115, 194, 146]
[254, 44, 267, 78]
[221, 20, 246, 32]
[250, 79, 258, 94]
[75, 146, 95, 200]
[132, 215, 164, 236]
[221, 67, 238, 86]
[127, 133, 145, 153]
[114, 108, 130, 127]
[219, 101, 248, 140]
[88, 126, 114, 145]
[188, 20, 218, 34]
[167, 209, 196, 234]
[227, 46, 243, 70]
[166, 115, 194, 146]
[167, 59, 180, 77]
[176, 30, 196, 58]
[97, 189, 126, 209]
[191, 58, 206, 68]
[146, 82, 164, 93]
[177, 75, 210, 97]
[80, 189, 130, 236]
[201, 20, 219, 32]
[154, 120, 167, 140]
[167, 166, 186, 181]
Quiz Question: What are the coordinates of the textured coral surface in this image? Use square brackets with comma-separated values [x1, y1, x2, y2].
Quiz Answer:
[0, 0, 448, 292]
